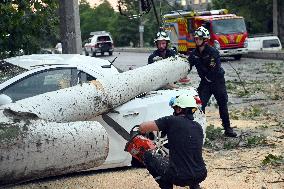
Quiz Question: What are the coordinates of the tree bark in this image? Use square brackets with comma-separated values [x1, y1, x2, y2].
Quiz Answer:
[0, 117, 108, 186]
[0, 56, 189, 185]
[278, 0, 284, 46]
[59, 0, 82, 54]
[273, 0, 278, 36]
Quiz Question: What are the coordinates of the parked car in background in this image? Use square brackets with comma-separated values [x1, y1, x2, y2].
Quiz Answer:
[84, 31, 114, 57]
[0, 54, 205, 170]
[247, 35, 282, 51]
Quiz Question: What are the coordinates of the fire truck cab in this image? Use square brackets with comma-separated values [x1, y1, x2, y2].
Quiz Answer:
[163, 9, 248, 60]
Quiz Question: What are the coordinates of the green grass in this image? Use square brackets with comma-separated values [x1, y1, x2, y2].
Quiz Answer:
[262, 154, 284, 166]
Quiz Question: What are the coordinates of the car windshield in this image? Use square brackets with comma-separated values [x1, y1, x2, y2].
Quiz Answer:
[212, 18, 246, 35]
[0, 61, 27, 84]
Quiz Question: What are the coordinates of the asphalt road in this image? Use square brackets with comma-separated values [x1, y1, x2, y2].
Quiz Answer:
[88, 52, 149, 72]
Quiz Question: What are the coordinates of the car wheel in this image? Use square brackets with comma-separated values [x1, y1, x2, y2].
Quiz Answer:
[148, 131, 169, 157]
[92, 51, 96, 57]
[85, 50, 89, 56]
[109, 51, 113, 56]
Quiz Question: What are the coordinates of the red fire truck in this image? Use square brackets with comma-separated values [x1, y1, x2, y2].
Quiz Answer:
[163, 9, 248, 60]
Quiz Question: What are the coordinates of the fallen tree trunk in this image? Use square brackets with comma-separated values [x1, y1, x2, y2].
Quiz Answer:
[2, 56, 189, 122]
[0, 56, 188, 185]
[0, 114, 108, 186]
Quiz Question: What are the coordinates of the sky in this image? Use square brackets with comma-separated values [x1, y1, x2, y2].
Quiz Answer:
[87, 0, 118, 8]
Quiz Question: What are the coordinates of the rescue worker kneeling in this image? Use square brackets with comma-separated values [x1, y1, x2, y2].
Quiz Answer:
[139, 94, 207, 189]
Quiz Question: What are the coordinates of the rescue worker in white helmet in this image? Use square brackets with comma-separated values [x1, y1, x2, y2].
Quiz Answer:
[188, 26, 237, 137]
[139, 94, 207, 189]
[148, 31, 176, 64]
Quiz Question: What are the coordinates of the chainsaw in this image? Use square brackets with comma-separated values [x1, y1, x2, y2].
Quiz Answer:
[124, 125, 157, 164]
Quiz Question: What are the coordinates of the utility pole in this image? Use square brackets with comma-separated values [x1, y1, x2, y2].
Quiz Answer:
[59, 0, 82, 54]
[273, 0, 278, 36]
[139, 0, 144, 47]
[279, 0, 284, 46]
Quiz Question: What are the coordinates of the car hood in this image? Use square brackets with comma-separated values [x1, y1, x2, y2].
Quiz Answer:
[4, 54, 115, 71]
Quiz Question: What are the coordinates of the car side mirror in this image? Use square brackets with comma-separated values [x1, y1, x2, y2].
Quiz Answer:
[101, 65, 111, 68]
[0, 94, 13, 106]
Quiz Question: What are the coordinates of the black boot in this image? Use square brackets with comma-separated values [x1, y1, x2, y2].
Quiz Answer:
[190, 184, 201, 189]
[224, 127, 237, 137]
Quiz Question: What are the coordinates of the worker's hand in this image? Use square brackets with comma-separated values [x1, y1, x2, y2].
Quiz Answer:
[209, 58, 216, 68]
[153, 56, 163, 62]
[178, 53, 189, 59]
[178, 76, 190, 84]
[139, 121, 159, 134]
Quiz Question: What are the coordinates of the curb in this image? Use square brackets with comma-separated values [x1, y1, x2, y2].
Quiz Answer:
[243, 51, 284, 60]
[115, 47, 284, 60]
[115, 47, 155, 53]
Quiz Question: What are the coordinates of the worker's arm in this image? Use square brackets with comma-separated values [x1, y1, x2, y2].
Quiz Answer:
[148, 55, 154, 64]
[206, 49, 224, 81]
[187, 51, 196, 73]
[139, 121, 159, 134]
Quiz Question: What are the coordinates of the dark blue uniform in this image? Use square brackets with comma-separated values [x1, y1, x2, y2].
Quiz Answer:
[143, 114, 207, 189]
[188, 44, 231, 130]
[148, 49, 176, 64]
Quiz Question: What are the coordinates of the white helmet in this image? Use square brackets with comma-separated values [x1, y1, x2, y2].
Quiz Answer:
[194, 26, 210, 39]
[154, 31, 170, 42]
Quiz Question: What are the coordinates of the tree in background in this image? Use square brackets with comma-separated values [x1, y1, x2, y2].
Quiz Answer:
[142, 0, 182, 47]
[212, 0, 272, 35]
[0, 0, 59, 59]
[80, 0, 116, 44]
[79, 0, 182, 47]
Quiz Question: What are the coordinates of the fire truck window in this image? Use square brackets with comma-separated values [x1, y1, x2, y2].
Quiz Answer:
[212, 18, 246, 35]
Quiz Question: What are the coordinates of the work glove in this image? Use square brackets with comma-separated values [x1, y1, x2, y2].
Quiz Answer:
[178, 53, 189, 59]
[153, 56, 163, 62]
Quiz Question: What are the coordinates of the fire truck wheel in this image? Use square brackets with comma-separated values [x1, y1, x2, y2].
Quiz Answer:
[233, 55, 242, 60]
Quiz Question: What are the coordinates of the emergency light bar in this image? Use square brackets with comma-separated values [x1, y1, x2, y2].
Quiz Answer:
[164, 9, 228, 18]
[195, 9, 228, 16]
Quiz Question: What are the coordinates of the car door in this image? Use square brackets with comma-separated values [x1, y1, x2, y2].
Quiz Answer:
[1, 67, 78, 102]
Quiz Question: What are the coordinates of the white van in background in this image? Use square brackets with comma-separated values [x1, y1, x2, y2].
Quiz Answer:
[248, 36, 282, 51]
